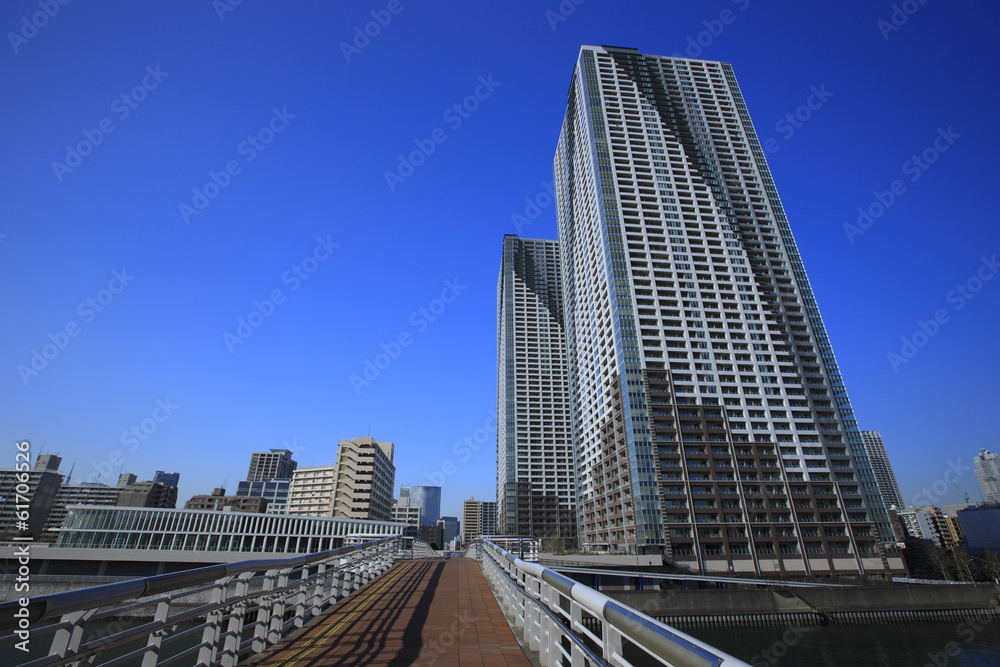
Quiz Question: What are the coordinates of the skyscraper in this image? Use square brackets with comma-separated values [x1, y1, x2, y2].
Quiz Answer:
[974, 448, 1000, 503]
[553, 46, 897, 576]
[402, 485, 441, 527]
[497, 235, 576, 543]
[861, 431, 905, 510]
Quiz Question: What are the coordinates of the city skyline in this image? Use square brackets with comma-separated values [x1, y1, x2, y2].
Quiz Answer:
[2, 1, 998, 520]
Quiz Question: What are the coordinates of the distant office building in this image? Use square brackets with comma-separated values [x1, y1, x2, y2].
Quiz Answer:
[438, 516, 460, 549]
[419, 524, 444, 550]
[42, 475, 135, 541]
[184, 488, 268, 513]
[392, 495, 421, 527]
[247, 449, 297, 482]
[331, 437, 395, 521]
[0, 454, 63, 539]
[236, 479, 291, 514]
[403, 486, 441, 527]
[152, 471, 180, 488]
[462, 497, 497, 543]
[287, 464, 337, 516]
[861, 431, 905, 510]
[497, 235, 577, 543]
[956, 504, 1000, 556]
[974, 449, 1000, 503]
[117, 480, 177, 509]
[119, 473, 137, 487]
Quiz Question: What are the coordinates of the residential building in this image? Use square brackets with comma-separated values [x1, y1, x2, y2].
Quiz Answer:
[0, 454, 63, 539]
[331, 437, 395, 521]
[861, 431, 905, 510]
[552, 46, 894, 575]
[117, 480, 178, 508]
[392, 494, 422, 527]
[184, 488, 268, 513]
[974, 449, 1000, 503]
[403, 485, 441, 527]
[497, 235, 577, 544]
[896, 507, 958, 549]
[236, 479, 292, 514]
[246, 449, 297, 483]
[462, 497, 498, 543]
[287, 464, 337, 516]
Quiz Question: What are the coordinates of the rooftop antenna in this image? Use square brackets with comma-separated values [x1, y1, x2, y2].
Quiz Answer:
[65, 461, 76, 485]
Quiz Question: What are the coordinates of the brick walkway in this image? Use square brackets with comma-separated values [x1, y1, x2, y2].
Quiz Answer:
[254, 558, 532, 666]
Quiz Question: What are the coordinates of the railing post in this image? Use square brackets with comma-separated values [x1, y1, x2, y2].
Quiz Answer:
[48, 609, 93, 661]
[140, 597, 173, 667]
[251, 569, 278, 654]
[196, 576, 232, 666]
[311, 561, 328, 617]
[219, 572, 252, 667]
[267, 568, 291, 645]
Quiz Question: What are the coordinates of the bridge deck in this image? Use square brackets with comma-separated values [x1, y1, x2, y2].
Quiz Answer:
[254, 557, 532, 666]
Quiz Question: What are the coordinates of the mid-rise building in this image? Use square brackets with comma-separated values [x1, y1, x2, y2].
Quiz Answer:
[974, 449, 1000, 503]
[462, 497, 498, 543]
[438, 516, 460, 549]
[392, 494, 422, 527]
[117, 480, 177, 508]
[331, 437, 395, 521]
[551, 45, 894, 575]
[184, 488, 268, 513]
[402, 485, 441, 527]
[896, 507, 958, 549]
[861, 431, 905, 510]
[236, 479, 292, 514]
[0, 454, 63, 539]
[287, 464, 337, 516]
[497, 236, 577, 544]
[956, 504, 1000, 556]
[247, 449, 297, 483]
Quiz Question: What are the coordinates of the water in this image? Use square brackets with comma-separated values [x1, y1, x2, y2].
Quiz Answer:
[686, 618, 1000, 666]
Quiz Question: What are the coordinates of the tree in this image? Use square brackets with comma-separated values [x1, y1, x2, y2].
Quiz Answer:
[927, 543, 953, 581]
[983, 548, 1000, 583]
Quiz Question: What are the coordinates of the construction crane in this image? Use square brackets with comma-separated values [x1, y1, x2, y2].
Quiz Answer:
[950, 479, 970, 504]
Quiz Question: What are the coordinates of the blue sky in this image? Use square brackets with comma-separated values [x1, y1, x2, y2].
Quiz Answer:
[1, 0, 998, 518]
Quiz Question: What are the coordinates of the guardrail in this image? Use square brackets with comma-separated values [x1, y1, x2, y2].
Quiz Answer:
[477, 537, 751, 667]
[0, 536, 408, 667]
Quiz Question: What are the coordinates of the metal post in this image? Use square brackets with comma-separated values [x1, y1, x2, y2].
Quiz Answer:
[141, 598, 172, 667]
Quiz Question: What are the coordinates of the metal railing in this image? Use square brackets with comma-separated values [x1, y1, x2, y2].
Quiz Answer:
[0, 536, 408, 667]
[477, 537, 751, 667]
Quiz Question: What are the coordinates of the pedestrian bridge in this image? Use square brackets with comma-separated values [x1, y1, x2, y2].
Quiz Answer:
[0, 537, 749, 666]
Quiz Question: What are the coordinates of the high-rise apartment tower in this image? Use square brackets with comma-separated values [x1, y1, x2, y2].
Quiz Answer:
[860, 431, 905, 510]
[497, 235, 577, 543]
[553, 45, 897, 576]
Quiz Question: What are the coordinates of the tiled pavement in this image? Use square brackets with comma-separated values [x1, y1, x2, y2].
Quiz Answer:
[254, 558, 532, 666]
